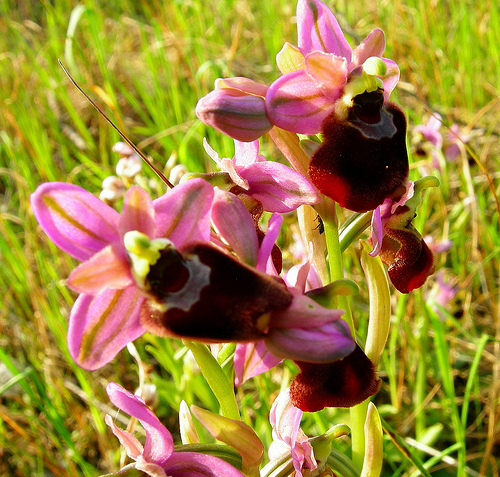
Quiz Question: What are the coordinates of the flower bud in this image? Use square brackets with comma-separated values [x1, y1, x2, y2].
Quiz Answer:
[116, 153, 142, 180]
[196, 78, 272, 142]
[191, 405, 264, 476]
[360, 403, 383, 477]
[99, 175, 126, 203]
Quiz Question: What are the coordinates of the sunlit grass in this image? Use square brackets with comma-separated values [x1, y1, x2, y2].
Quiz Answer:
[0, 0, 498, 476]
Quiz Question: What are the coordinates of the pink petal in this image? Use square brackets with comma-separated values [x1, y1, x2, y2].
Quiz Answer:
[242, 161, 320, 213]
[304, 51, 348, 99]
[211, 189, 259, 267]
[369, 204, 386, 257]
[67, 243, 133, 294]
[68, 287, 145, 370]
[284, 262, 312, 294]
[269, 389, 316, 474]
[265, 70, 334, 134]
[154, 179, 214, 245]
[202, 138, 223, 166]
[380, 59, 400, 99]
[414, 114, 443, 149]
[203, 139, 249, 188]
[119, 186, 156, 237]
[165, 452, 245, 477]
[265, 319, 355, 362]
[351, 29, 386, 68]
[256, 214, 283, 272]
[203, 139, 246, 188]
[234, 342, 282, 386]
[135, 458, 169, 477]
[31, 182, 120, 261]
[269, 389, 302, 447]
[270, 294, 344, 328]
[106, 383, 174, 467]
[297, 0, 352, 59]
[105, 414, 144, 460]
[233, 140, 260, 167]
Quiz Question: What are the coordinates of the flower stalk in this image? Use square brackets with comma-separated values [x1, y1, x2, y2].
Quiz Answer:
[184, 341, 240, 421]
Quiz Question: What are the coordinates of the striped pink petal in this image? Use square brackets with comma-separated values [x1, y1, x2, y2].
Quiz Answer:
[67, 243, 133, 294]
[242, 162, 320, 213]
[106, 383, 174, 467]
[154, 179, 214, 246]
[119, 186, 156, 238]
[68, 286, 145, 370]
[351, 29, 386, 68]
[266, 70, 334, 134]
[297, 0, 352, 59]
[234, 342, 282, 386]
[31, 182, 120, 262]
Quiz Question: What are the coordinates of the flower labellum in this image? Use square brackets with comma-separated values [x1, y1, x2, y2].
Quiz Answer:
[309, 88, 409, 212]
[290, 345, 380, 412]
[140, 242, 294, 342]
[370, 176, 439, 293]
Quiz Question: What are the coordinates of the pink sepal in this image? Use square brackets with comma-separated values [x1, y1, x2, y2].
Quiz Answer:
[68, 287, 145, 370]
[30, 182, 120, 262]
[154, 179, 214, 246]
[234, 342, 282, 386]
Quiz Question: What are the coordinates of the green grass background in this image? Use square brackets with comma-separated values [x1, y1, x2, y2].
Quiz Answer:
[0, 0, 499, 476]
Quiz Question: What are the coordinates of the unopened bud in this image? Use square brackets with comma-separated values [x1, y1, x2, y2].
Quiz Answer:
[360, 403, 383, 477]
[112, 141, 134, 156]
[196, 78, 272, 142]
[116, 154, 142, 179]
[99, 176, 126, 203]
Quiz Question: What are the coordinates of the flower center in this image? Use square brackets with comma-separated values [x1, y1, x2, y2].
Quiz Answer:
[337, 57, 387, 119]
[123, 231, 171, 287]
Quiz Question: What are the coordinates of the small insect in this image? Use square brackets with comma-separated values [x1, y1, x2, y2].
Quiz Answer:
[314, 214, 325, 234]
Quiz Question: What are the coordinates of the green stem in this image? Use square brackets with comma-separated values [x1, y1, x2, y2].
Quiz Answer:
[322, 212, 366, 471]
[323, 213, 355, 335]
[184, 341, 240, 421]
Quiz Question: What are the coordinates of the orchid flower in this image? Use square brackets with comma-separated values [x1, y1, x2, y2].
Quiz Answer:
[433, 271, 458, 309]
[201, 138, 320, 213]
[268, 389, 317, 477]
[216, 193, 378, 411]
[414, 113, 444, 150]
[31, 179, 213, 370]
[414, 113, 470, 166]
[196, 0, 399, 142]
[104, 383, 245, 477]
[369, 177, 439, 293]
[140, 188, 355, 371]
[265, 389, 353, 475]
[197, 0, 408, 212]
[445, 123, 469, 161]
[266, 0, 399, 134]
